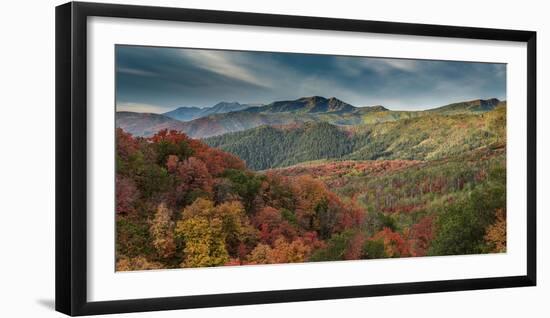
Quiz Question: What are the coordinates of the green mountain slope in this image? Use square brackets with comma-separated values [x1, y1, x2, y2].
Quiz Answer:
[348, 103, 506, 161]
[178, 112, 312, 139]
[205, 105, 506, 170]
[426, 98, 503, 115]
[206, 122, 352, 169]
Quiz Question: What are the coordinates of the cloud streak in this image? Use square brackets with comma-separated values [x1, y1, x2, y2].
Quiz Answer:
[180, 50, 271, 88]
[116, 102, 168, 113]
[117, 67, 157, 77]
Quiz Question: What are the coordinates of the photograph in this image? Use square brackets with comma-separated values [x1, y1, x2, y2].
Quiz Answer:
[1, 0, 544, 317]
[114, 45, 507, 271]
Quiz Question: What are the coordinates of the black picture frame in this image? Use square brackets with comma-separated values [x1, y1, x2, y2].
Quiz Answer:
[55, 1, 537, 316]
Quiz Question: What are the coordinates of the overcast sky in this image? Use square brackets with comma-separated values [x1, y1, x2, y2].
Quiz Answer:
[115, 45, 506, 113]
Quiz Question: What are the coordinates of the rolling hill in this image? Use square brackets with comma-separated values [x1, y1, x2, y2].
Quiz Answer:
[161, 106, 204, 121]
[172, 111, 310, 139]
[205, 104, 506, 170]
[426, 98, 503, 115]
[115, 112, 187, 137]
[162, 101, 258, 121]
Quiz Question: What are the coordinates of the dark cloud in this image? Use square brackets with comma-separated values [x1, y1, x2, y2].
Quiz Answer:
[115, 45, 506, 112]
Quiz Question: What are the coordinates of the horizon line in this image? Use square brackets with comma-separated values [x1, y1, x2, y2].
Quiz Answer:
[116, 96, 505, 115]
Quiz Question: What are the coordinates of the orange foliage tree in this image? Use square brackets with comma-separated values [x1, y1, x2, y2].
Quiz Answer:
[248, 237, 312, 264]
[371, 227, 411, 257]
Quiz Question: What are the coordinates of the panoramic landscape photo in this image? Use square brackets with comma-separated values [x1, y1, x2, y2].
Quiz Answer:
[115, 45, 507, 271]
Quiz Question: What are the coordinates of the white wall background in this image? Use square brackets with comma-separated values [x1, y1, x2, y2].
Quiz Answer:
[0, 0, 546, 316]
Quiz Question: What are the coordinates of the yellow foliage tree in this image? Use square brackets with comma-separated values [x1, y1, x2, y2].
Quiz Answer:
[116, 256, 164, 271]
[176, 216, 229, 267]
[247, 243, 272, 264]
[176, 198, 255, 267]
[149, 203, 176, 259]
[485, 208, 506, 253]
[293, 175, 329, 231]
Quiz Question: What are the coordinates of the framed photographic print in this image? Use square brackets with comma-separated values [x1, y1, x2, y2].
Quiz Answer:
[55, 1, 536, 316]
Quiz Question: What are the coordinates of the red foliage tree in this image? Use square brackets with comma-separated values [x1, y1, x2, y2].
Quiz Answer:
[345, 232, 366, 260]
[116, 128, 139, 159]
[253, 206, 297, 245]
[149, 129, 190, 144]
[176, 157, 213, 195]
[408, 216, 434, 256]
[115, 175, 138, 215]
[195, 147, 245, 176]
[151, 129, 245, 176]
[165, 154, 179, 173]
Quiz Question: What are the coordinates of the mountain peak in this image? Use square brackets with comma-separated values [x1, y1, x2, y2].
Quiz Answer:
[171, 106, 202, 111]
[327, 96, 346, 104]
[260, 96, 355, 114]
[366, 105, 389, 111]
[468, 98, 500, 105]
[300, 96, 327, 102]
[212, 101, 240, 107]
[209, 101, 242, 112]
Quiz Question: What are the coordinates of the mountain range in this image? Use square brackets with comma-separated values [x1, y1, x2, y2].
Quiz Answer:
[116, 96, 505, 139]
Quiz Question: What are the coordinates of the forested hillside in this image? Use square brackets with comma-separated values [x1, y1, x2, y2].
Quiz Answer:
[275, 146, 506, 256]
[205, 105, 506, 170]
[116, 122, 506, 270]
[427, 98, 504, 115]
[205, 122, 353, 170]
[116, 129, 362, 269]
[115, 96, 507, 271]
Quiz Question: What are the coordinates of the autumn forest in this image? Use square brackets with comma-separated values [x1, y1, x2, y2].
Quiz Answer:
[115, 46, 506, 271]
[115, 97, 506, 271]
